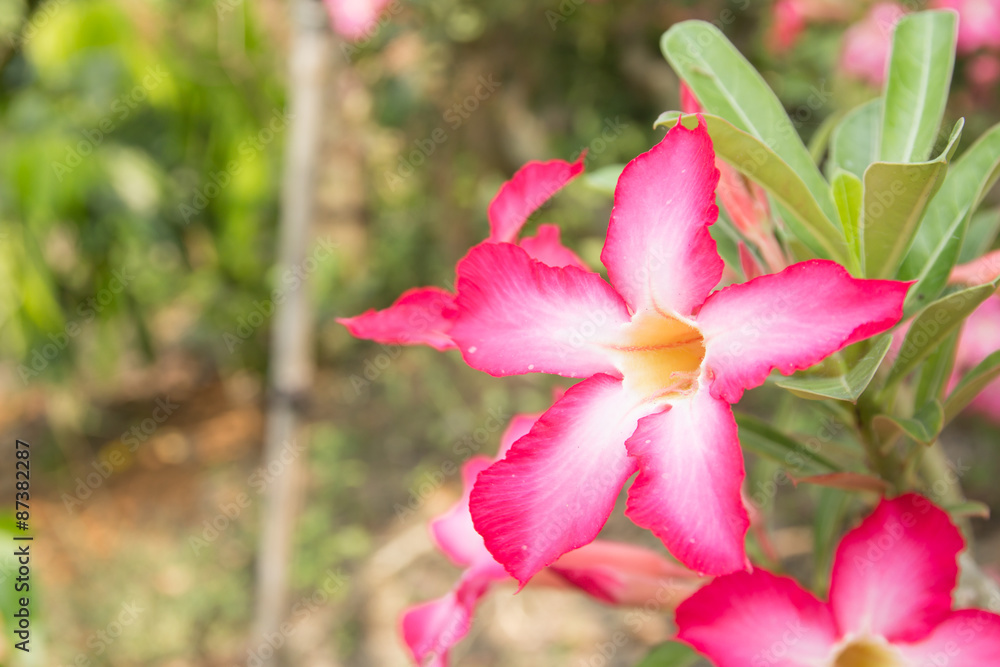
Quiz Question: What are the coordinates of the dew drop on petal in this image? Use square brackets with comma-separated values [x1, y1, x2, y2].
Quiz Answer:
[468, 346, 477, 353]
[527, 364, 534, 370]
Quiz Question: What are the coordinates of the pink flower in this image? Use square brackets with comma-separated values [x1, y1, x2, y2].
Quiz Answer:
[676, 494, 1000, 666]
[323, 0, 394, 42]
[952, 296, 1000, 418]
[680, 84, 787, 273]
[768, 0, 857, 53]
[839, 3, 908, 86]
[337, 156, 587, 350]
[453, 119, 909, 581]
[770, 0, 808, 53]
[931, 0, 1000, 54]
[401, 413, 701, 667]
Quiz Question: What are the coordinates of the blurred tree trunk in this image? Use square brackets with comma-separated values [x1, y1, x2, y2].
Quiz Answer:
[252, 0, 329, 663]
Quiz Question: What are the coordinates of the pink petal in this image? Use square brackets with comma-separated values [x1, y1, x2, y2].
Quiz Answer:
[676, 570, 839, 667]
[487, 156, 585, 244]
[697, 260, 909, 404]
[624, 386, 750, 575]
[770, 0, 808, 53]
[829, 494, 964, 643]
[839, 3, 907, 86]
[931, 0, 1000, 54]
[469, 374, 652, 585]
[451, 243, 630, 378]
[337, 287, 457, 351]
[323, 0, 392, 41]
[950, 248, 1000, 286]
[430, 456, 499, 568]
[601, 119, 723, 317]
[895, 609, 1000, 665]
[497, 412, 541, 458]
[400, 563, 499, 667]
[549, 540, 703, 606]
[518, 224, 589, 270]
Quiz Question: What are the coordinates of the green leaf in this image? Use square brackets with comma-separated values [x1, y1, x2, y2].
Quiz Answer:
[792, 472, 889, 493]
[879, 10, 957, 163]
[831, 170, 863, 274]
[887, 280, 1000, 387]
[944, 349, 1000, 423]
[945, 501, 990, 519]
[654, 112, 847, 262]
[959, 206, 1000, 264]
[861, 120, 961, 279]
[914, 330, 959, 407]
[660, 21, 841, 230]
[775, 335, 892, 402]
[584, 164, 625, 196]
[873, 399, 945, 445]
[828, 99, 881, 180]
[735, 413, 840, 475]
[634, 641, 701, 667]
[812, 488, 850, 593]
[808, 109, 846, 164]
[900, 123, 1000, 313]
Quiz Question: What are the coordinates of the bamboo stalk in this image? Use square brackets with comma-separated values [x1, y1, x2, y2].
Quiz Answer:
[251, 0, 329, 663]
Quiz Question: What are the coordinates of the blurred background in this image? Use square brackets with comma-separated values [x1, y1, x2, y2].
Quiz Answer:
[0, 0, 998, 665]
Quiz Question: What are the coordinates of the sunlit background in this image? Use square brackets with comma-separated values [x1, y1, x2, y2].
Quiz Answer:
[1, 0, 999, 664]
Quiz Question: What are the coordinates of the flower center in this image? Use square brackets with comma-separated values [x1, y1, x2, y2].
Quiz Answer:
[610, 310, 705, 400]
[833, 639, 903, 667]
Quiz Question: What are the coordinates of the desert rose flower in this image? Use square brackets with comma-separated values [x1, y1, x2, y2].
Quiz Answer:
[452, 119, 909, 582]
[337, 157, 587, 351]
[839, 2, 908, 86]
[401, 413, 702, 667]
[676, 494, 1000, 667]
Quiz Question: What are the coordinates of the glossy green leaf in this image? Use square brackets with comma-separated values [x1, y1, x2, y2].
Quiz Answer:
[873, 399, 945, 445]
[944, 350, 1000, 423]
[634, 641, 701, 667]
[828, 99, 881, 180]
[660, 21, 841, 230]
[831, 170, 863, 274]
[879, 10, 957, 163]
[861, 120, 961, 279]
[775, 335, 892, 402]
[900, 122, 1000, 313]
[584, 164, 624, 196]
[735, 413, 840, 475]
[654, 112, 847, 261]
[887, 280, 1000, 387]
